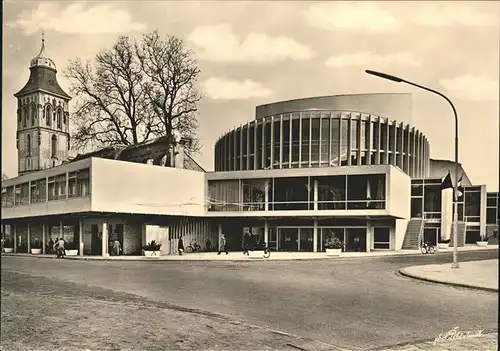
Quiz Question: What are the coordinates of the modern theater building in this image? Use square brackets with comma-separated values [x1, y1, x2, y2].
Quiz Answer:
[2, 41, 499, 256]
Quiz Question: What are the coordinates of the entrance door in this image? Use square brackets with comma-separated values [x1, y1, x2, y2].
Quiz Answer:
[278, 228, 298, 252]
[345, 228, 366, 252]
[91, 225, 101, 255]
[299, 228, 313, 252]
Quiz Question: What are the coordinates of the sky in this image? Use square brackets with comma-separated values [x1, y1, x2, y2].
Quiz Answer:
[2, 1, 499, 191]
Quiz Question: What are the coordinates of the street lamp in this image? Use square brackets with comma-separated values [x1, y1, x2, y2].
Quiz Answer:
[365, 69, 460, 269]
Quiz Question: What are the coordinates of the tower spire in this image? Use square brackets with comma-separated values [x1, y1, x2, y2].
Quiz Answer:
[37, 31, 46, 57]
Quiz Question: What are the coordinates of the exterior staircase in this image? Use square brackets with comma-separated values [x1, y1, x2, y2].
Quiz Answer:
[402, 218, 424, 249]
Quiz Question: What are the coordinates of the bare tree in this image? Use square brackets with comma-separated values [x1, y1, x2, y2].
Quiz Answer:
[136, 31, 202, 154]
[66, 33, 202, 153]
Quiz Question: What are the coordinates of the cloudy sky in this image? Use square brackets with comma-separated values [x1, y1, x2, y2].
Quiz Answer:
[3, 1, 499, 190]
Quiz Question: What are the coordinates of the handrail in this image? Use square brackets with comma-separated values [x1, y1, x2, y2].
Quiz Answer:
[417, 215, 426, 248]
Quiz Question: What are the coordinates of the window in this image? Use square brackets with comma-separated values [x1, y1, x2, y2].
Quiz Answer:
[372, 121, 379, 150]
[320, 117, 330, 164]
[346, 174, 386, 209]
[2, 187, 14, 207]
[464, 191, 480, 217]
[373, 227, 390, 249]
[316, 175, 346, 210]
[301, 115, 310, 164]
[30, 179, 46, 203]
[380, 124, 387, 151]
[68, 172, 77, 198]
[264, 119, 272, 168]
[282, 118, 290, 164]
[273, 119, 280, 167]
[340, 119, 349, 165]
[51, 135, 57, 158]
[331, 118, 340, 166]
[19, 183, 29, 205]
[46, 105, 52, 126]
[361, 120, 368, 150]
[248, 124, 255, 169]
[310, 115, 320, 164]
[241, 125, 248, 170]
[26, 134, 31, 156]
[208, 180, 240, 211]
[272, 177, 311, 211]
[57, 109, 62, 129]
[487, 208, 497, 224]
[389, 124, 395, 151]
[241, 179, 267, 211]
[77, 169, 90, 197]
[256, 122, 263, 169]
[55, 174, 66, 199]
[48, 177, 56, 200]
[235, 128, 241, 171]
[291, 115, 300, 165]
[350, 119, 359, 149]
[411, 197, 423, 218]
[31, 104, 36, 126]
[423, 185, 441, 214]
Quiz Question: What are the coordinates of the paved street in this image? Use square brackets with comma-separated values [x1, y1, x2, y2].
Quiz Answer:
[1, 250, 498, 350]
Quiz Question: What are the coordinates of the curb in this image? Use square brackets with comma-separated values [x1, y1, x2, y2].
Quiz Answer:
[2, 248, 497, 262]
[398, 268, 499, 293]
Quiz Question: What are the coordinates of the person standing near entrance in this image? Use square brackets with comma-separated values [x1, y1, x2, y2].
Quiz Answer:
[242, 231, 251, 255]
[178, 235, 184, 255]
[218, 233, 228, 255]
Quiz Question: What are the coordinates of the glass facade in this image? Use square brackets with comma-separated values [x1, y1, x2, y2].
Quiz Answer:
[1, 168, 91, 208]
[214, 112, 429, 178]
[486, 192, 499, 225]
[207, 174, 386, 212]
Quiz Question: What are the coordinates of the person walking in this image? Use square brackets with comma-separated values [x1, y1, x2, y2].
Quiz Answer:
[178, 235, 184, 255]
[48, 238, 54, 254]
[54, 237, 65, 258]
[242, 231, 251, 256]
[218, 233, 228, 255]
[112, 239, 121, 256]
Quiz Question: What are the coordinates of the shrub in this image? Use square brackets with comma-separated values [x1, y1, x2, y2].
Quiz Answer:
[480, 234, 489, 242]
[325, 237, 343, 250]
[143, 240, 161, 251]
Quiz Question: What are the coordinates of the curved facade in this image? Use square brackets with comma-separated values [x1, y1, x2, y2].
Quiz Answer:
[214, 96, 430, 178]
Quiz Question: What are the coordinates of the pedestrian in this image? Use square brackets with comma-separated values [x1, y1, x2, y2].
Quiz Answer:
[48, 238, 54, 254]
[178, 235, 184, 255]
[242, 231, 251, 256]
[112, 239, 121, 256]
[218, 233, 228, 255]
[54, 237, 65, 258]
[205, 238, 212, 252]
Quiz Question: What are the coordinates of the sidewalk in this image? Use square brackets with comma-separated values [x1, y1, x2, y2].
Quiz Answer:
[3, 245, 497, 262]
[399, 259, 498, 292]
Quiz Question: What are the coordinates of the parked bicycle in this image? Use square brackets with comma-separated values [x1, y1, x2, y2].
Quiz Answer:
[420, 241, 435, 254]
[186, 241, 202, 253]
[263, 246, 271, 259]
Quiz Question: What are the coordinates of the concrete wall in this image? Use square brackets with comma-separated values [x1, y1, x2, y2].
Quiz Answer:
[387, 166, 411, 220]
[255, 94, 413, 123]
[394, 218, 409, 250]
[90, 158, 206, 217]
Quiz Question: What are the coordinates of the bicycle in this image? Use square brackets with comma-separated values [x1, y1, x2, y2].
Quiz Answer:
[263, 246, 271, 259]
[420, 241, 435, 254]
[186, 242, 202, 253]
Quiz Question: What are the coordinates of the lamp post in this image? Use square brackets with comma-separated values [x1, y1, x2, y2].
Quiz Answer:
[365, 70, 460, 269]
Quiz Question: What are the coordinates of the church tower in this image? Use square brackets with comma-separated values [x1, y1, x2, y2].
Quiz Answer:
[14, 34, 71, 175]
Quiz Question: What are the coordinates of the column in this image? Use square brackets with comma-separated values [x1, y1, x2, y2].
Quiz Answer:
[27, 223, 31, 253]
[13, 223, 17, 253]
[102, 222, 108, 256]
[313, 219, 318, 253]
[264, 219, 269, 246]
[218, 223, 223, 251]
[59, 219, 63, 240]
[42, 224, 46, 254]
[79, 218, 84, 256]
[313, 180, 318, 211]
[366, 219, 371, 253]
[265, 180, 269, 211]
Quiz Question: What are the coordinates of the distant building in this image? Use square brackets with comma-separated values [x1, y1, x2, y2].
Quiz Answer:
[1, 42, 498, 256]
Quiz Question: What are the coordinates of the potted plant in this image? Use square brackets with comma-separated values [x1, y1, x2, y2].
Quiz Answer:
[30, 240, 42, 254]
[142, 240, 162, 257]
[437, 238, 451, 250]
[3, 238, 13, 253]
[325, 237, 343, 256]
[476, 234, 489, 247]
[65, 242, 79, 256]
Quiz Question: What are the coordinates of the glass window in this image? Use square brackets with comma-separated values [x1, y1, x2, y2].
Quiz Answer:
[235, 128, 241, 171]
[411, 198, 423, 217]
[351, 119, 359, 149]
[68, 172, 77, 198]
[320, 117, 330, 164]
[487, 197, 497, 207]
[19, 183, 29, 205]
[346, 174, 386, 209]
[26, 134, 31, 156]
[423, 185, 441, 214]
[301, 115, 310, 164]
[411, 184, 423, 197]
[208, 180, 240, 211]
[403, 128, 409, 153]
[380, 124, 387, 151]
[51, 135, 57, 158]
[316, 175, 346, 210]
[46, 105, 52, 127]
[372, 121, 379, 150]
[331, 118, 340, 166]
[2, 187, 14, 207]
[291, 114, 300, 165]
[30, 179, 46, 203]
[465, 191, 480, 217]
[265, 119, 271, 168]
[256, 122, 263, 169]
[77, 169, 90, 197]
[282, 118, 290, 164]
[487, 208, 497, 224]
[272, 177, 310, 211]
[389, 124, 395, 151]
[241, 179, 267, 211]
[273, 119, 281, 167]
[361, 121, 369, 150]
[311, 116, 320, 164]
[396, 125, 402, 151]
[340, 119, 349, 165]
[242, 126, 248, 170]
[249, 124, 255, 170]
[57, 109, 62, 129]
[373, 227, 390, 249]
